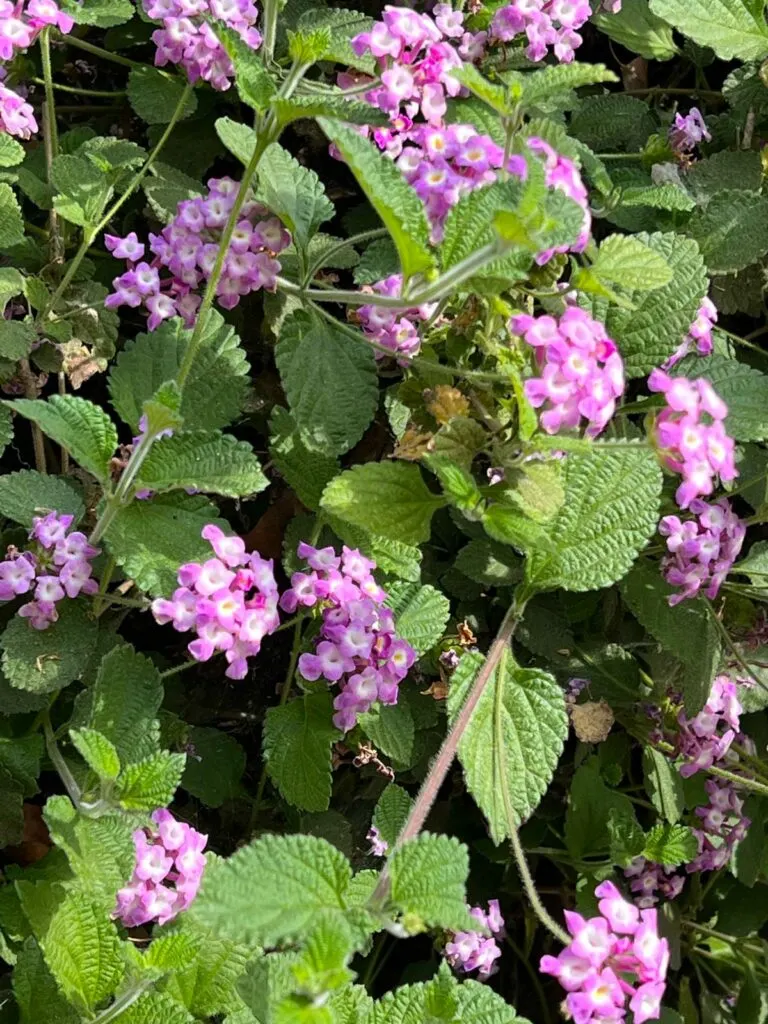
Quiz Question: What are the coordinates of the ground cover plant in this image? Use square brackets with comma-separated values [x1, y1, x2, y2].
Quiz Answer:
[5, 0, 768, 1021]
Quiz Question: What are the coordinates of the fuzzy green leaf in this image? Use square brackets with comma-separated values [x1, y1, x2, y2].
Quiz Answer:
[643, 823, 699, 866]
[359, 702, 415, 767]
[296, 8, 374, 72]
[69, 728, 120, 781]
[269, 407, 339, 510]
[182, 726, 246, 808]
[117, 750, 186, 810]
[619, 183, 695, 212]
[213, 21, 275, 112]
[518, 62, 618, 109]
[686, 150, 763, 199]
[110, 992, 196, 1024]
[372, 785, 413, 849]
[0, 470, 84, 527]
[273, 94, 390, 128]
[61, 0, 133, 26]
[214, 117, 256, 165]
[318, 119, 433, 280]
[687, 189, 768, 273]
[263, 693, 339, 813]
[1, 600, 97, 694]
[322, 463, 445, 545]
[135, 431, 268, 498]
[275, 310, 378, 457]
[455, 539, 522, 586]
[258, 144, 334, 251]
[159, 925, 252, 1018]
[127, 66, 197, 124]
[13, 938, 80, 1024]
[643, 748, 685, 825]
[454, 980, 529, 1024]
[649, 0, 768, 60]
[385, 582, 450, 656]
[591, 234, 674, 291]
[566, 760, 636, 858]
[571, 95, 656, 152]
[389, 834, 473, 931]
[0, 183, 24, 248]
[593, 0, 679, 59]
[5, 396, 117, 483]
[447, 651, 567, 842]
[0, 135, 25, 169]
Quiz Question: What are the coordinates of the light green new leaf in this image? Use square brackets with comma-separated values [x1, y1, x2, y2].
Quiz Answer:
[372, 785, 413, 849]
[0, 469, 84, 527]
[275, 310, 378, 457]
[688, 189, 768, 274]
[455, 979, 530, 1024]
[372, 965, 461, 1024]
[447, 651, 567, 842]
[263, 693, 339, 813]
[518, 62, 618, 109]
[50, 154, 112, 229]
[109, 992, 196, 1024]
[525, 445, 663, 593]
[61, 0, 133, 27]
[385, 582, 450, 656]
[619, 183, 695, 212]
[269, 406, 339, 511]
[592, 234, 673, 291]
[620, 561, 720, 715]
[0, 183, 24, 248]
[679, 353, 768, 442]
[215, 116, 256, 165]
[258, 144, 334, 251]
[1, 600, 97, 694]
[135, 431, 268, 498]
[318, 119, 433, 280]
[389, 834, 473, 931]
[13, 938, 80, 1024]
[69, 728, 120, 781]
[159, 926, 252, 1018]
[192, 834, 353, 946]
[643, 748, 685, 825]
[643, 823, 699, 866]
[105, 492, 228, 597]
[322, 463, 445, 546]
[5, 396, 117, 484]
[213, 21, 275, 112]
[117, 750, 186, 810]
[296, 8, 375, 72]
[127, 66, 197, 124]
[593, 0, 679, 60]
[273, 94, 390, 128]
[649, 0, 768, 60]
[0, 135, 25, 169]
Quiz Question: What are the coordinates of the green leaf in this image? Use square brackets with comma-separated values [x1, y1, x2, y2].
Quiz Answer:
[454, 64, 516, 115]
[593, 0, 679, 59]
[135, 431, 268, 498]
[591, 234, 674, 291]
[13, 938, 80, 1024]
[117, 750, 186, 810]
[571, 95, 656, 152]
[0, 183, 24, 248]
[109, 313, 249, 432]
[0, 734, 42, 796]
[604, 232, 708, 377]
[447, 651, 567, 842]
[619, 183, 695, 212]
[0, 267, 25, 312]
[649, 0, 768, 60]
[51, 154, 113, 229]
[385, 582, 450, 656]
[687, 189, 768, 273]
[269, 407, 339, 511]
[607, 804, 647, 866]
[263, 693, 339, 813]
[318, 119, 433, 280]
[127, 66, 197, 124]
[61, 0, 133, 26]
[455, 539, 522, 587]
[620, 561, 720, 715]
[259, 144, 333, 251]
[358, 701, 415, 767]
[69, 728, 120, 782]
[215, 116, 257, 166]
[192, 834, 353, 946]
[736, 968, 768, 1024]
[160, 922, 252, 1018]
[371, 968, 461, 1024]
[642, 823, 699, 866]
[274, 95, 389, 128]
[275, 310, 378, 456]
[0, 470, 84, 527]
[1, 601, 98, 694]
[372, 785, 413, 849]
[643, 748, 685, 824]
[322, 463, 445, 545]
[525, 445, 662, 593]
[0, 136, 25, 169]
[296, 8, 375, 72]
[105, 492, 227, 597]
[5, 396, 117, 484]
[519, 62, 619, 109]
[110, 992, 197, 1024]
[292, 912, 355, 995]
[565, 759, 635, 858]
[143, 161, 202, 223]
[389, 834, 472, 931]
[213, 21, 276, 113]
[454, 979, 529, 1024]
[686, 149, 763, 200]
[182, 726, 246, 808]
[0, 320, 36, 361]
[680, 355, 768, 442]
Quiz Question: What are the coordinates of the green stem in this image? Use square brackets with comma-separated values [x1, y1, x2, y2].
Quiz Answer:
[261, 0, 279, 66]
[90, 980, 155, 1024]
[655, 740, 768, 797]
[40, 27, 64, 269]
[31, 77, 125, 98]
[160, 660, 200, 680]
[88, 426, 157, 545]
[301, 227, 388, 287]
[62, 33, 148, 69]
[43, 712, 81, 806]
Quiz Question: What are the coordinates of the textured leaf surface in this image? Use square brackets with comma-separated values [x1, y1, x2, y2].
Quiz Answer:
[6, 396, 117, 483]
[296, 7, 374, 71]
[117, 750, 185, 810]
[0, 135, 25, 168]
[518, 62, 618, 108]
[182, 726, 246, 808]
[127, 66, 197, 123]
[571, 95, 656, 152]
[686, 150, 763, 199]
[269, 406, 338, 510]
[318, 119, 432, 280]
[606, 233, 708, 376]
[258, 144, 333, 250]
[687, 190, 768, 273]
[389, 834, 472, 930]
[593, 0, 678, 59]
[192, 834, 352, 945]
[322, 463, 445, 545]
[643, 748, 684, 824]
[649, 0, 768, 60]
[113, 992, 196, 1024]
[276, 310, 378, 456]
[525, 446, 662, 593]
[135, 431, 268, 498]
[160, 926, 251, 1018]
[0, 470, 84, 527]
[69, 728, 120, 781]
[263, 693, 339, 812]
[455, 539, 522, 586]
[455, 980, 528, 1024]
[592, 234, 673, 291]
[679, 353, 768, 442]
[447, 651, 567, 841]
[372, 785, 413, 849]
[621, 561, 720, 715]
[0, 183, 24, 247]
[13, 938, 80, 1024]
[566, 760, 635, 858]
[108, 312, 249, 431]
[643, 823, 699, 866]
[1, 601, 97, 693]
[386, 582, 450, 656]
[105, 492, 226, 597]
[359, 702, 415, 767]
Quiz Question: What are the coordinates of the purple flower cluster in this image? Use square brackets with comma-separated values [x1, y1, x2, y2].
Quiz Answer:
[687, 777, 750, 873]
[357, 273, 437, 361]
[664, 298, 717, 368]
[444, 899, 504, 977]
[105, 178, 289, 329]
[367, 825, 388, 856]
[0, 512, 99, 630]
[669, 107, 710, 155]
[143, 0, 262, 91]
[540, 881, 668, 1024]
[114, 809, 207, 928]
[511, 307, 625, 437]
[648, 369, 737, 509]
[676, 674, 742, 779]
[0, 77, 36, 139]
[151, 524, 281, 680]
[659, 498, 745, 605]
[624, 858, 684, 908]
[0, 0, 73, 60]
[491, 0, 592, 64]
[281, 543, 416, 732]
[351, 6, 464, 125]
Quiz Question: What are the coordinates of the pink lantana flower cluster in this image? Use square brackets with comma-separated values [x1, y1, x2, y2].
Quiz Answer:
[648, 369, 737, 509]
[366, 825, 388, 856]
[669, 107, 710, 156]
[664, 297, 718, 368]
[105, 178, 290, 329]
[491, 0, 592, 64]
[0, 512, 99, 630]
[281, 543, 416, 732]
[0, 0, 73, 60]
[0, 71, 37, 139]
[676, 674, 742, 779]
[511, 307, 625, 437]
[142, 0, 262, 90]
[445, 900, 505, 977]
[357, 273, 437, 361]
[540, 881, 669, 1024]
[114, 809, 207, 928]
[151, 524, 281, 680]
[658, 498, 746, 605]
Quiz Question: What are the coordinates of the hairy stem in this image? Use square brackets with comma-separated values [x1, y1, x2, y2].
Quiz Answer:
[43, 712, 81, 806]
[301, 227, 389, 287]
[19, 359, 47, 473]
[39, 28, 64, 267]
